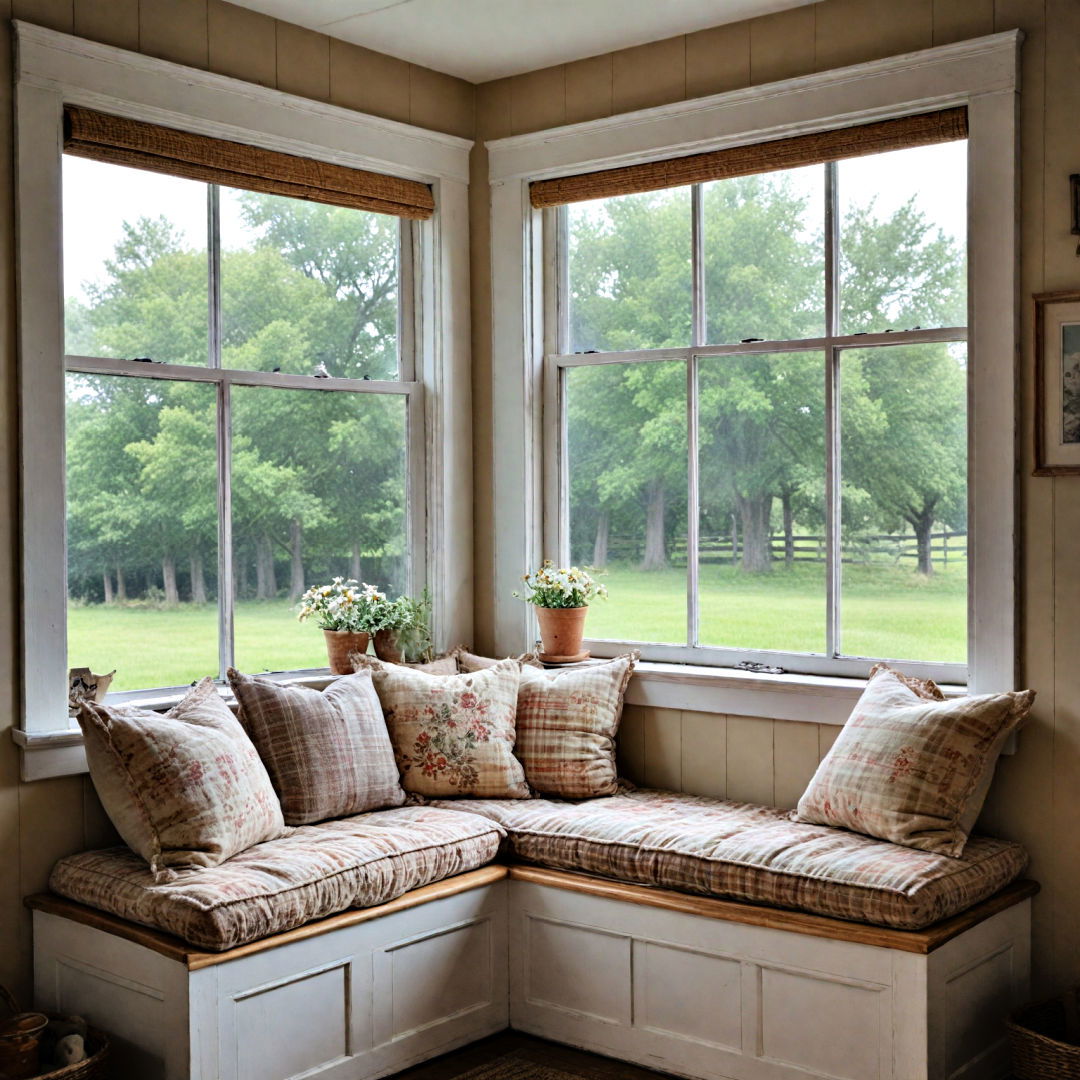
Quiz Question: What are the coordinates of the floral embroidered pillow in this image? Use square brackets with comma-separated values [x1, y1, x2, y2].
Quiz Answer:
[370, 659, 529, 798]
[78, 678, 287, 880]
[793, 664, 1035, 857]
[514, 654, 638, 798]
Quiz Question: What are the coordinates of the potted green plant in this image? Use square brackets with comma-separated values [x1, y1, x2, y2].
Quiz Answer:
[297, 578, 387, 674]
[516, 561, 607, 661]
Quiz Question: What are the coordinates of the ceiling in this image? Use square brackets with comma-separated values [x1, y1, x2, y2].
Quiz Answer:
[229, 0, 821, 84]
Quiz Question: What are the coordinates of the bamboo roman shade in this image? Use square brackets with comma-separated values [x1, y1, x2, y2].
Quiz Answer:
[529, 107, 967, 209]
[64, 106, 435, 220]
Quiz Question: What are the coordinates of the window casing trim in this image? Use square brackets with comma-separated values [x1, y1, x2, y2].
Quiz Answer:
[488, 30, 1021, 694]
[14, 22, 474, 776]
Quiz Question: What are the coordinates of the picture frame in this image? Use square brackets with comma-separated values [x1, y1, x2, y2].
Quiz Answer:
[1034, 290, 1080, 475]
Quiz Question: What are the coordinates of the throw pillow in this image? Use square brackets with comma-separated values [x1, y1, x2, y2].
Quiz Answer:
[227, 668, 405, 825]
[78, 678, 286, 880]
[456, 649, 543, 672]
[793, 664, 1035, 856]
[514, 654, 638, 798]
[351, 650, 460, 676]
[370, 659, 529, 798]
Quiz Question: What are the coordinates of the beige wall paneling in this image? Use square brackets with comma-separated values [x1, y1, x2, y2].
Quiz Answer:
[818, 724, 842, 761]
[642, 707, 683, 790]
[207, 0, 275, 88]
[611, 36, 685, 115]
[725, 717, 775, 806]
[617, 704, 647, 786]
[679, 712, 727, 798]
[564, 55, 613, 126]
[685, 22, 751, 100]
[747, 6, 816, 85]
[74, 0, 136, 50]
[814, 0, 933, 73]
[329, 38, 411, 125]
[933, 0, 995, 45]
[12, 0, 68, 32]
[409, 65, 474, 140]
[510, 65, 566, 137]
[139, 0, 208, 69]
[275, 20, 329, 102]
[772, 721, 821, 809]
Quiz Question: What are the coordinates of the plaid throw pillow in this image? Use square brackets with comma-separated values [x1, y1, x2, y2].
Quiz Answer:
[78, 678, 286, 880]
[228, 668, 405, 826]
[371, 659, 528, 798]
[793, 664, 1035, 856]
[351, 650, 460, 676]
[514, 654, 638, 798]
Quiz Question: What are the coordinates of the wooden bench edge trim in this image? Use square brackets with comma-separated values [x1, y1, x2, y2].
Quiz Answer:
[26, 864, 509, 970]
[507, 866, 1039, 955]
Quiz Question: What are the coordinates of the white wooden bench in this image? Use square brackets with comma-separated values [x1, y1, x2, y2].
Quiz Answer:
[29, 866, 1036, 1080]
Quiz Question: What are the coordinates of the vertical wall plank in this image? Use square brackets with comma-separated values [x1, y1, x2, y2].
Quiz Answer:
[814, 0, 932, 72]
[275, 21, 330, 102]
[13, 0, 72, 32]
[75, 0, 138, 49]
[207, 1, 276, 88]
[748, 7, 816, 85]
[818, 724, 842, 760]
[725, 716, 774, 805]
[329, 39, 411, 124]
[409, 66, 474, 139]
[565, 55, 613, 125]
[680, 712, 726, 798]
[81, 776, 118, 849]
[616, 703, 646, 786]
[772, 721, 821, 808]
[686, 23, 751, 99]
[642, 707, 683, 790]
[510, 66, 566, 136]
[138, 0, 209, 69]
[611, 37, 685, 115]
[932, 0, 994, 44]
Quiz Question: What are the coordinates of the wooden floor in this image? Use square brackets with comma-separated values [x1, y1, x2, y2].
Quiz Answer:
[388, 1032, 679, 1080]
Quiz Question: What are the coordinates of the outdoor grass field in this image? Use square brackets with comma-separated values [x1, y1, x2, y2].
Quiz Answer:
[68, 558, 967, 693]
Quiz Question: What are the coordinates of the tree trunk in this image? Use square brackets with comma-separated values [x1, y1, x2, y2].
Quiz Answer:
[288, 519, 305, 602]
[731, 512, 739, 566]
[781, 489, 795, 567]
[190, 553, 208, 604]
[640, 482, 668, 571]
[162, 553, 179, 605]
[592, 511, 610, 569]
[256, 536, 277, 600]
[735, 493, 773, 573]
[102, 571, 114, 605]
[115, 565, 127, 602]
[912, 513, 935, 576]
[350, 542, 363, 582]
[236, 549, 249, 601]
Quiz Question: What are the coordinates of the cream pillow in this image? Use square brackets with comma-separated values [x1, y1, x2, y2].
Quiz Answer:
[78, 678, 286, 879]
[793, 664, 1034, 856]
[351, 650, 460, 676]
[371, 659, 529, 798]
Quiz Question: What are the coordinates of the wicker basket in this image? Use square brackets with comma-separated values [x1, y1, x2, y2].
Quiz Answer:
[0, 986, 110, 1080]
[1009, 988, 1080, 1079]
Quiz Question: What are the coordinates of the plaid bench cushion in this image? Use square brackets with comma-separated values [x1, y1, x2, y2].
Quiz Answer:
[49, 806, 504, 951]
[435, 789, 1028, 930]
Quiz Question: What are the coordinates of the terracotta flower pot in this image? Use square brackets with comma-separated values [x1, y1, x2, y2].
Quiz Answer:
[323, 629, 370, 675]
[373, 629, 403, 664]
[535, 605, 588, 658]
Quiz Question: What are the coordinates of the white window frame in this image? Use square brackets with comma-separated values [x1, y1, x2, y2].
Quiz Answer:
[13, 22, 474, 779]
[488, 31, 1021, 695]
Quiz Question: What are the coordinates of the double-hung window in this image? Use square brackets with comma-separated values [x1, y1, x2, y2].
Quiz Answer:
[543, 111, 970, 682]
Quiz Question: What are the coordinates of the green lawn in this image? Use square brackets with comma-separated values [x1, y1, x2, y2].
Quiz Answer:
[69, 560, 966, 692]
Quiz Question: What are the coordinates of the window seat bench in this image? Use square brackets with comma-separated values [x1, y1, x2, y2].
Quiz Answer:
[28, 796, 1035, 1080]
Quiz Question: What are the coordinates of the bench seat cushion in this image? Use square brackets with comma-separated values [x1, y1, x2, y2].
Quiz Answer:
[434, 790, 1027, 930]
[48, 807, 504, 952]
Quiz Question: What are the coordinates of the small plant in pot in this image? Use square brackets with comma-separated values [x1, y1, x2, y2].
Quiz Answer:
[297, 578, 386, 674]
[516, 560, 607, 662]
[367, 595, 418, 664]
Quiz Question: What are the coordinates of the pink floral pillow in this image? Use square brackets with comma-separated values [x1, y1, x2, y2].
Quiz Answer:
[370, 659, 528, 798]
[793, 664, 1034, 856]
[78, 678, 287, 880]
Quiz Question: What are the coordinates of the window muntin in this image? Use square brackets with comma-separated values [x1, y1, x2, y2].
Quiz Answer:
[62, 154, 416, 694]
[552, 140, 968, 675]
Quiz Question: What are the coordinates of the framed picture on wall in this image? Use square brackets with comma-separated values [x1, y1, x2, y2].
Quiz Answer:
[1034, 290, 1080, 475]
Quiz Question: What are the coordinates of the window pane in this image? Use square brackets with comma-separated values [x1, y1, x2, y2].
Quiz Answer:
[698, 352, 826, 652]
[220, 190, 400, 380]
[839, 140, 967, 334]
[231, 386, 408, 674]
[567, 188, 692, 353]
[63, 155, 209, 365]
[703, 166, 825, 344]
[565, 360, 687, 645]
[839, 342, 967, 663]
[66, 373, 219, 691]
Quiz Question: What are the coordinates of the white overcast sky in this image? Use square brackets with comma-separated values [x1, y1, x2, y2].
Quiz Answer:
[62, 140, 967, 304]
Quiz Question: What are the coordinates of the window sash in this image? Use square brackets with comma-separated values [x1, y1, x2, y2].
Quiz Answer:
[546, 163, 969, 681]
[64, 183, 422, 691]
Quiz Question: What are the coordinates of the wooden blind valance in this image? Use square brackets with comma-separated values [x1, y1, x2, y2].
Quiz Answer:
[64, 106, 435, 220]
[530, 107, 967, 209]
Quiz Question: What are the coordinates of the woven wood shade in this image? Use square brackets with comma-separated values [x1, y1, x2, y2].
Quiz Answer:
[64, 106, 435, 220]
[530, 107, 967, 209]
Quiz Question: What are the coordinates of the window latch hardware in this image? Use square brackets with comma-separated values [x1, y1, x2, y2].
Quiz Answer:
[735, 660, 785, 675]
[740, 338, 763, 343]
